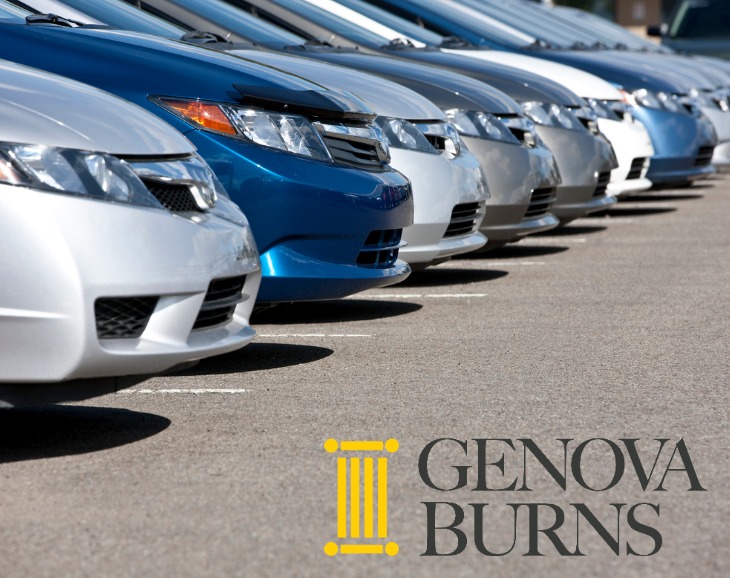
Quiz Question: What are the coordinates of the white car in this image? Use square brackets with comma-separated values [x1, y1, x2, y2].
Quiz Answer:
[0, 60, 261, 405]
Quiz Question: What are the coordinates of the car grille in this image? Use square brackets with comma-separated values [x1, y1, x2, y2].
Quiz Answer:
[320, 133, 388, 171]
[95, 296, 158, 339]
[627, 157, 646, 180]
[524, 187, 557, 219]
[192, 275, 247, 331]
[593, 171, 611, 197]
[695, 146, 714, 167]
[444, 202, 482, 238]
[357, 229, 402, 268]
[141, 179, 201, 213]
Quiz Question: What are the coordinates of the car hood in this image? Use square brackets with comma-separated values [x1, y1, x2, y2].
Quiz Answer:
[0, 24, 377, 121]
[536, 50, 692, 93]
[0, 60, 194, 155]
[286, 49, 523, 115]
[606, 52, 727, 90]
[443, 48, 622, 101]
[385, 48, 584, 106]
[227, 49, 445, 120]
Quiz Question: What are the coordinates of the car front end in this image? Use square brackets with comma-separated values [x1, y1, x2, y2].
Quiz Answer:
[0, 22, 414, 303]
[0, 60, 261, 405]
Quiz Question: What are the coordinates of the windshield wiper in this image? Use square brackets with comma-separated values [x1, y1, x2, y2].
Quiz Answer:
[570, 41, 591, 50]
[439, 35, 475, 49]
[26, 13, 83, 28]
[304, 38, 334, 47]
[181, 30, 232, 44]
[384, 37, 416, 50]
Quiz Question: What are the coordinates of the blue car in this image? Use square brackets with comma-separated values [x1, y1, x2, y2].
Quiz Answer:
[0, 11, 412, 303]
[57, 0, 562, 246]
[198, 0, 619, 223]
[362, 0, 719, 187]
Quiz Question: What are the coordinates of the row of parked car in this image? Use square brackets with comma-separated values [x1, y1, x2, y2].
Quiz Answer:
[1, 0, 728, 406]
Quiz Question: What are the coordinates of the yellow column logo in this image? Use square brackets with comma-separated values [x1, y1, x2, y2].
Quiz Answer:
[323, 438, 399, 556]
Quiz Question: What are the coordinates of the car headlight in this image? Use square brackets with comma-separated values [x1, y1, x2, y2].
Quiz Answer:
[587, 98, 625, 122]
[691, 88, 730, 112]
[497, 115, 538, 147]
[521, 102, 586, 131]
[154, 97, 333, 161]
[572, 104, 600, 135]
[626, 89, 689, 115]
[713, 88, 730, 112]
[414, 121, 462, 156]
[127, 153, 248, 226]
[587, 99, 617, 120]
[444, 109, 519, 144]
[376, 117, 440, 157]
[0, 142, 161, 208]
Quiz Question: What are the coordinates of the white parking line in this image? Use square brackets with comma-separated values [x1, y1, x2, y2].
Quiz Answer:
[353, 293, 487, 299]
[258, 333, 373, 338]
[522, 237, 587, 244]
[119, 389, 251, 394]
[581, 217, 637, 224]
[489, 261, 546, 266]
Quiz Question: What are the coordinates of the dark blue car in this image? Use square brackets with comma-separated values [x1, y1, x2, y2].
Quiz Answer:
[0, 11, 412, 303]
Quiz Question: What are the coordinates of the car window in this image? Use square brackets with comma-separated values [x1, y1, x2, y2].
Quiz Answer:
[0, 0, 30, 17]
[670, 0, 730, 39]
[163, 0, 306, 44]
[273, 0, 396, 46]
[50, 0, 187, 36]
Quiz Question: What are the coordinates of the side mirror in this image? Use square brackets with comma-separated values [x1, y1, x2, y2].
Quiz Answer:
[646, 24, 665, 37]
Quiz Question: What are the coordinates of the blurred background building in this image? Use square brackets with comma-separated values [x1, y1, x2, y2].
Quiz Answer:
[540, 1, 679, 26]
[532, 0, 684, 36]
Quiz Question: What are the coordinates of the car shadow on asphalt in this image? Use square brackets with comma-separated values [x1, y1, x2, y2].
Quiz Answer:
[535, 225, 608, 236]
[251, 299, 422, 325]
[625, 192, 705, 202]
[0, 405, 170, 463]
[591, 206, 677, 218]
[398, 268, 508, 287]
[173, 342, 334, 375]
[469, 245, 571, 259]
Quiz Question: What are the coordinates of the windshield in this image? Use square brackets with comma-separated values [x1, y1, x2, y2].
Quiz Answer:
[273, 0, 414, 47]
[46, 0, 187, 36]
[314, 0, 443, 45]
[553, 6, 663, 50]
[0, 0, 30, 17]
[458, 0, 598, 48]
[670, 0, 730, 39]
[365, 0, 537, 49]
[156, 0, 306, 44]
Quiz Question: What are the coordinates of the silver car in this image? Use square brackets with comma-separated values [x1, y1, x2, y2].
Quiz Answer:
[0, 60, 261, 405]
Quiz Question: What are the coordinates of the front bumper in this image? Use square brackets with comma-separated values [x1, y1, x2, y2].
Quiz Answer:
[191, 131, 414, 303]
[462, 137, 561, 242]
[701, 106, 730, 167]
[598, 117, 655, 197]
[536, 125, 618, 221]
[632, 107, 717, 185]
[0, 184, 261, 388]
[711, 140, 730, 169]
[394, 147, 488, 264]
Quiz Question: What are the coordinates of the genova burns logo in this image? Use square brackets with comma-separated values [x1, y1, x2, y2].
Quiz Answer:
[323, 438, 399, 556]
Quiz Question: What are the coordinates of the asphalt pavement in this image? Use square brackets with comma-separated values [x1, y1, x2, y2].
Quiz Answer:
[1, 176, 728, 578]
